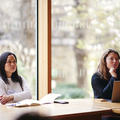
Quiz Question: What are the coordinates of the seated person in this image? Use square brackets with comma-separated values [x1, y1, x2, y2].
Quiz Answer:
[15, 112, 52, 120]
[0, 51, 32, 104]
[91, 49, 120, 120]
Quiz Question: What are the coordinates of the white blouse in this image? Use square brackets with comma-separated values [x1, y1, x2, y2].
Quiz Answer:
[0, 77, 32, 102]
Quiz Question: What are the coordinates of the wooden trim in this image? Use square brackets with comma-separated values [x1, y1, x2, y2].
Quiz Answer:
[38, 0, 51, 99]
[48, 0, 51, 93]
[52, 110, 112, 120]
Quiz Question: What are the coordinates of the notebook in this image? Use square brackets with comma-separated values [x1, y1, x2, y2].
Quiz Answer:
[6, 93, 61, 107]
[112, 81, 120, 102]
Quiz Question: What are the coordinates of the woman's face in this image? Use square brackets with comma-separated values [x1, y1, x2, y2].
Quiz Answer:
[106, 52, 119, 70]
[5, 55, 17, 75]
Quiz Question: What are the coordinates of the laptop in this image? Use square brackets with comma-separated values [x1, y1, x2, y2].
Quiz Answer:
[112, 81, 120, 102]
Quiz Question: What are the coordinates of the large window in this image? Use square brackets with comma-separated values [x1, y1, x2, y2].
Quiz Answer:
[51, 0, 120, 99]
[0, 0, 37, 99]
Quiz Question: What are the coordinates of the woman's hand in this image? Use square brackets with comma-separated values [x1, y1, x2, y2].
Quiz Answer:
[0, 95, 3, 101]
[109, 67, 117, 78]
[0, 95, 14, 105]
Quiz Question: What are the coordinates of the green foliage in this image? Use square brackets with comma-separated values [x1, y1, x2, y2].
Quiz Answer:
[76, 39, 85, 49]
[52, 83, 90, 99]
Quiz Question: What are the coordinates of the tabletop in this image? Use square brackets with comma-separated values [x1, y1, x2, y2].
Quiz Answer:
[0, 98, 119, 120]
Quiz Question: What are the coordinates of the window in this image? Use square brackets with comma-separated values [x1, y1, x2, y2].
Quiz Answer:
[0, 0, 37, 99]
[38, 0, 120, 99]
[51, 0, 120, 99]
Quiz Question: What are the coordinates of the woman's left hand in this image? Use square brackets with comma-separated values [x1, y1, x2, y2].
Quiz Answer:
[0, 95, 14, 104]
[109, 67, 117, 78]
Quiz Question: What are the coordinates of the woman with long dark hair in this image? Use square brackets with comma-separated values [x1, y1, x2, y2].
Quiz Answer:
[91, 49, 120, 120]
[0, 52, 32, 104]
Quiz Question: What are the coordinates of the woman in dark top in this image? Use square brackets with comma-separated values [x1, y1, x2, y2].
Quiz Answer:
[91, 49, 120, 120]
[92, 49, 120, 99]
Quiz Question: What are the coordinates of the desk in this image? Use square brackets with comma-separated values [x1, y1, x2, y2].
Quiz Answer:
[0, 99, 118, 120]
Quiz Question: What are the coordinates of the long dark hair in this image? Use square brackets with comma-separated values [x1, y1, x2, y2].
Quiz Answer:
[97, 49, 120, 80]
[0, 52, 23, 90]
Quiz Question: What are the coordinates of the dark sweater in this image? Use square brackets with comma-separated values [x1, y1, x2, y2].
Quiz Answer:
[91, 72, 118, 99]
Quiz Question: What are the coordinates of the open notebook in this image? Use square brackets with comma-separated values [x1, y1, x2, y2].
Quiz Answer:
[6, 93, 61, 107]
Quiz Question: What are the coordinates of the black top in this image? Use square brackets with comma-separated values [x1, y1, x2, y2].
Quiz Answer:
[91, 72, 119, 99]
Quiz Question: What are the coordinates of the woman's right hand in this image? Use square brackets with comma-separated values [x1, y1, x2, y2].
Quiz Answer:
[0, 95, 3, 101]
[0, 95, 14, 105]
[109, 67, 117, 78]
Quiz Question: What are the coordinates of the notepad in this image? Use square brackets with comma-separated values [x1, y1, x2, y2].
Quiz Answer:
[6, 93, 61, 107]
[6, 99, 41, 107]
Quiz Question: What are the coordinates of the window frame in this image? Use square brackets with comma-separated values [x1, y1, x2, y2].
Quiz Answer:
[38, 0, 51, 99]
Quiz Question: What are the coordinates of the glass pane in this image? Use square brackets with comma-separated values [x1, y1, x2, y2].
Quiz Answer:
[0, 0, 37, 99]
[52, 0, 120, 99]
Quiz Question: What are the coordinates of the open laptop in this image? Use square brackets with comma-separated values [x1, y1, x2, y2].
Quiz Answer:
[112, 81, 120, 102]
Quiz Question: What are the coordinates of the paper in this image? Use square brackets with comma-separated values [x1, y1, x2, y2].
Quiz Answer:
[6, 99, 40, 107]
[6, 93, 61, 107]
[39, 93, 61, 104]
